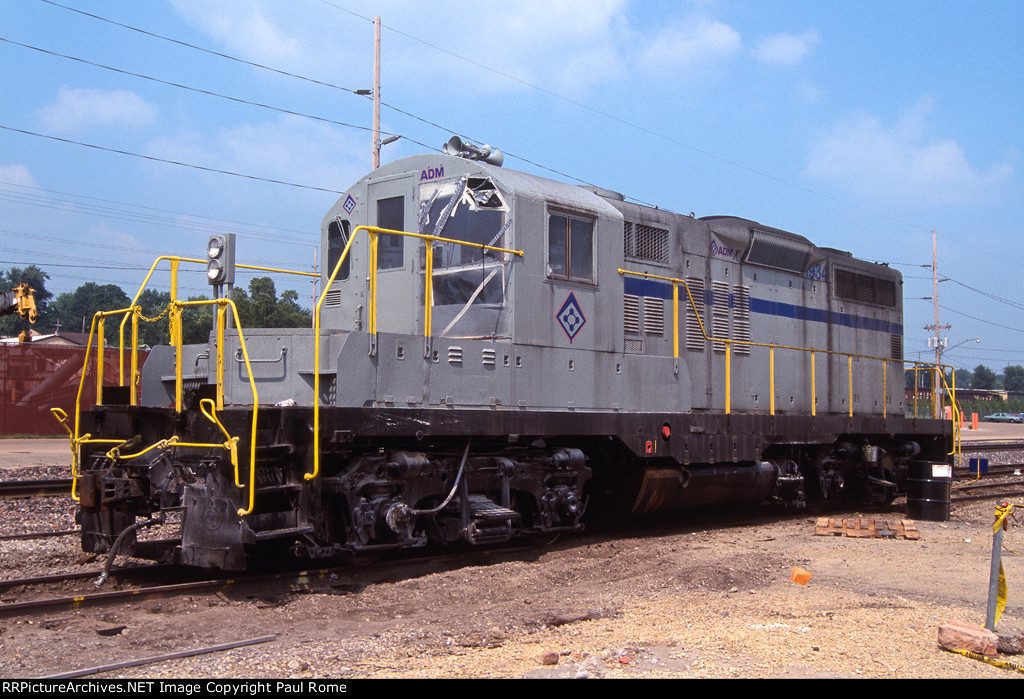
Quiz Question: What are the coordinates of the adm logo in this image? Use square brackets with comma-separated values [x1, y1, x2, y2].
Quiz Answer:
[420, 166, 444, 182]
[556, 291, 587, 343]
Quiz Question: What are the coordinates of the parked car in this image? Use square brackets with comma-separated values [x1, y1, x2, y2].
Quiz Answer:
[982, 412, 1024, 423]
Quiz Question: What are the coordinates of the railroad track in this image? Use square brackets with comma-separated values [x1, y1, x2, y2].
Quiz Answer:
[952, 479, 1024, 504]
[958, 440, 1024, 454]
[0, 546, 533, 621]
[0, 529, 78, 541]
[0, 477, 72, 498]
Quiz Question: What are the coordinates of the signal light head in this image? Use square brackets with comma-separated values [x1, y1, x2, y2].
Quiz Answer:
[206, 233, 235, 286]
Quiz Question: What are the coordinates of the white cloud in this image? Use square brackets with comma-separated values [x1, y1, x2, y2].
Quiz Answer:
[167, 1, 766, 97]
[638, 17, 742, 76]
[36, 87, 159, 134]
[806, 98, 1013, 206]
[169, 0, 301, 65]
[0, 164, 38, 189]
[142, 115, 367, 198]
[754, 30, 820, 67]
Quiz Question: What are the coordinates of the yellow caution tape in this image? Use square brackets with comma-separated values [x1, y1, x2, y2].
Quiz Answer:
[997, 560, 1007, 628]
[993, 502, 1016, 627]
[947, 648, 1024, 674]
[995, 503, 1015, 534]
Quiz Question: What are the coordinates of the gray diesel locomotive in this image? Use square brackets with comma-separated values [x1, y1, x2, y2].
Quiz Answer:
[70, 140, 953, 570]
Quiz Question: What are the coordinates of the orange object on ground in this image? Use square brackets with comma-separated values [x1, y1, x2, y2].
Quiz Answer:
[791, 567, 812, 585]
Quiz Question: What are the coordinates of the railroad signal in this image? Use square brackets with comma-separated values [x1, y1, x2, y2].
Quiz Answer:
[207, 233, 235, 286]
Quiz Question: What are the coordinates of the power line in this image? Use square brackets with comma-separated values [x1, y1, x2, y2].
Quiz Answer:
[38, 0, 365, 97]
[0, 124, 347, 194]
[0, 180, 318, 244]
[936, 303, 1024, 335]
[0, 35, 383, 138]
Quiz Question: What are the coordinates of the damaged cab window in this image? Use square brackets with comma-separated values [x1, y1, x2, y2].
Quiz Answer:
[418, 177, 512, 338]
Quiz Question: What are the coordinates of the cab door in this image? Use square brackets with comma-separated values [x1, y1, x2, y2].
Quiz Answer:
[367, 176, 419, 334]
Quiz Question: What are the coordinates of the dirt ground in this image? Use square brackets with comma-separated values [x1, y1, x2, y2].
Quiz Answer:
[2, 435, 1024, 679]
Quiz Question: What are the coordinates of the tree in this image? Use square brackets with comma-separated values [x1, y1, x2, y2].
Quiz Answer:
[49, 283, 131, 336]
[180, 295, 214, 345]
[1004, 366, 1024, 393]
[136, 288, 172, 348]
[954, 368, 973, 390]
[176, 278, 311, 345]
[232, 277, 311, 330]
[972, 364, 997, 390]
[0, 265, 52, 337]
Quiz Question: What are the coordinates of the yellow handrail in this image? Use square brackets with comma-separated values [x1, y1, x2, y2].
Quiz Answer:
[617, 268, 954, 424]
[72, 292, 262, 516]
[177, 298, 260, 515]
[308, 225, 524, 481]
[115, 257, 318, 396]
[938, 370, 962, 459]
[116, 256, 204, 392]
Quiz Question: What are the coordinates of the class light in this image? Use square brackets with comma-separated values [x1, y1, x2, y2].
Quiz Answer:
[206, 233, 235, 286]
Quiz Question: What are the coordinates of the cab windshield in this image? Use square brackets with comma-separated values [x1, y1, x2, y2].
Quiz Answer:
[418, 177, 512, 338]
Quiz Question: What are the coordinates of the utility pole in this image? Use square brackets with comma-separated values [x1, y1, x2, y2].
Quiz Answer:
[924, 229, 951, 419]
[372, 16, 381, 169]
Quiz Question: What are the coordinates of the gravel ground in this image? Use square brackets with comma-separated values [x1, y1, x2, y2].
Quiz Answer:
[2, 441, 1024, 679]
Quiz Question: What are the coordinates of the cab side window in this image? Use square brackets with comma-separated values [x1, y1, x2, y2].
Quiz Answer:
[548, 213, 594, 282]
[377, 196, 405, 270]
[327, 219, 351, 281]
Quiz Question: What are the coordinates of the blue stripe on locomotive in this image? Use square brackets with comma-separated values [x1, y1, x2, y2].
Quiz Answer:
[622, 276, 902, 336]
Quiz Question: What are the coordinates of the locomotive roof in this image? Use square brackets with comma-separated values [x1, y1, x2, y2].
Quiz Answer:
[700, 215, 813, 246]
[332, 154, 898, 281]
[353, 153, 622, 219]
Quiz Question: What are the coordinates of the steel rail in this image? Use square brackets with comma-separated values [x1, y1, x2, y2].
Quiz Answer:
[0, 478, 72, 498]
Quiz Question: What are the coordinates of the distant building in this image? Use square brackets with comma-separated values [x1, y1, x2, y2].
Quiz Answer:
[0, 331, 106, 346]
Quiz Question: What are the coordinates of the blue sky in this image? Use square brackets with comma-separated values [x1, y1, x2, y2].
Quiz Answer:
[1, 0, 1021, 373]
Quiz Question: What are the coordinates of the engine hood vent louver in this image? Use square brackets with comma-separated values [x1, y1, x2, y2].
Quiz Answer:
[745, 229, 811, 274]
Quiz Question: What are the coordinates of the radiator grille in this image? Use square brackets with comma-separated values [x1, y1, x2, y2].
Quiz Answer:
[712, 281, 730, 353]
[685, 277, 706, 351]
[732, 284, 751, 355]
[643, 297, 665, 335]
[624, 222, 670, 264]
[891, 334, 903, 360]
[623, 294, 640, 334]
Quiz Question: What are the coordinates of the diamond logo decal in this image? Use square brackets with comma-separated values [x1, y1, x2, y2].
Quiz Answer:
[556, 291, 587, 343]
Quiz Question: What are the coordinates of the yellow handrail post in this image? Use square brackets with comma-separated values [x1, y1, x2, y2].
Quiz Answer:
[725, 344, 732, 415]
[216, 303, 226, 410]
[424, 235, 434, 338]
[810, 351, 817, 417]
[883, 360, 888, 419]
[368, 229, 378, 336]
[848, 355, 854, 418]
[672, 282, 679, 359]
[170, 259, 183, 413]
[95, 315, 105, 406]
[769, 346, 776, 416]
[130, 307, 139, 405]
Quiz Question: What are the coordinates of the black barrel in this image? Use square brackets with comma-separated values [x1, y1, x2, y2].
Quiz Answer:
[906, 460, 952, 522]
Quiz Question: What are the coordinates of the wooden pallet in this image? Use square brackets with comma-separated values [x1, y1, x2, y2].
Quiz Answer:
[814, 517, 920, 540]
